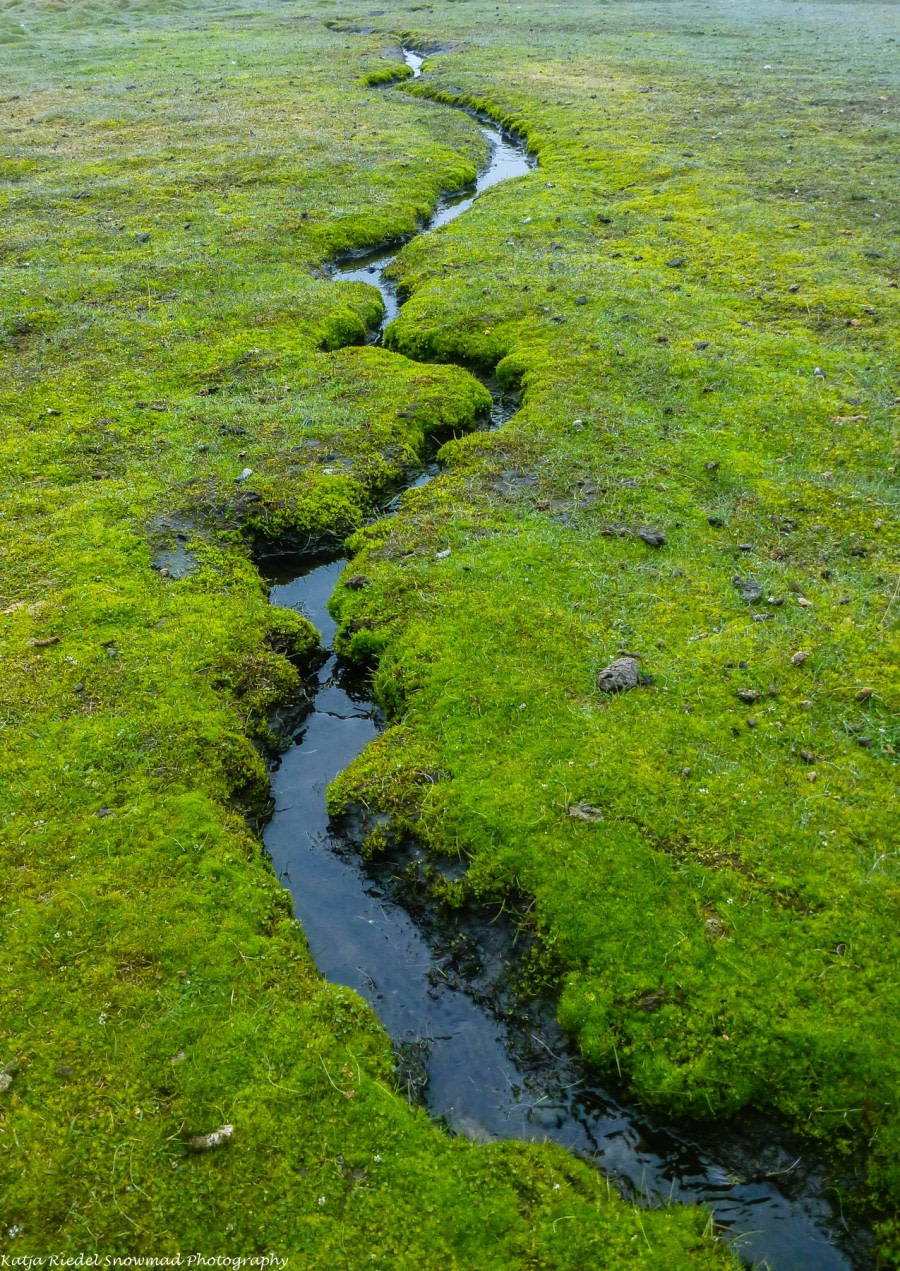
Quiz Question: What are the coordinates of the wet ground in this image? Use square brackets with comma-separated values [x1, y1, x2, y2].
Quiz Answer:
[260, 51, 866, 1271]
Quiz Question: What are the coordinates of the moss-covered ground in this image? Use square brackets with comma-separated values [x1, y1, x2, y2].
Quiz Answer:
[0, 0, 740, 1263]
[328, 0, 899, 1254]
[0, 0, 895, 1263]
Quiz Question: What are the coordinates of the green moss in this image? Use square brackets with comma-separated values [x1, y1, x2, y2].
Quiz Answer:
[3, 0, 897, 1259]
[360, 63, 415, 87]
[328, 3, 899, 1247]
[0, 1, 740, 1264]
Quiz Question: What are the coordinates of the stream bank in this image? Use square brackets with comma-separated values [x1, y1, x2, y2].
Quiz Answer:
[259, 50, 866, 1271]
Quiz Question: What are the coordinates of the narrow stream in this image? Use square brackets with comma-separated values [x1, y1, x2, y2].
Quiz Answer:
[261, 51, 863, 1271]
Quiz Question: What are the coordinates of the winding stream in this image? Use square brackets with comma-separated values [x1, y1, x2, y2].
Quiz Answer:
[261, 51, 862, 1270]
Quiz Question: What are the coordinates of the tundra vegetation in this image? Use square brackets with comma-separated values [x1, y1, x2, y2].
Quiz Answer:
[0, 0, 896, 1265]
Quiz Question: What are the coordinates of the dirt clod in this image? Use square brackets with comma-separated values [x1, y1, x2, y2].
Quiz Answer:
[597, 656, 640, 693]
[733, 576, 763, 603]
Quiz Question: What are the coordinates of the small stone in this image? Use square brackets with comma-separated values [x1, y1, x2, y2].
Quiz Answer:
[807, 771, 819, 782]
[767, 595, 784, 606]
[694, 340, 710, 350]
[707, 515, 725, 528]
[747, 716, 758, 728]
[856, 736, 872, 748]
[704, 461, 720, 472]
[188, 1124, 234, 1152]
[737, 688, 760, 704]
[597, 656, 640, 693]
[637, 526, 666, 548]
[344, 574, 370, 590]
[435, 548, 451, 560]
[733, 576, 763, 604]
[568, 803, 604, 823]
[574, 295, 588, 305]
[855, 687, 873, 702]
[797, 596, 813, 607]
[0, 1061, 20, 1093]
[235, 467, 253, 482]
[134, 232, 151, 244]
[800, 750, 816, 764]
[705, 911, 726, 939]
[96, 807, 113, 817]
[680, 767, 692, 779]
[666, 256, 687, 268]
[791, 651, 811, 665]
[738, 543, 753, 552]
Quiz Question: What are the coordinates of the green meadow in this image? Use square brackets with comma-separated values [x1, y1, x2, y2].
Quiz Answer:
[1, 0, 896, 1264]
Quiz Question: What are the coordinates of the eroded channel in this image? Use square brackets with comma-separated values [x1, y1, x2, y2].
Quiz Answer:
[261, 50, 863, 1271]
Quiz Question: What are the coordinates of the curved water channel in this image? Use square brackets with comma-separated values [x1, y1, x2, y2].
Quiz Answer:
[261, 50, 864, 1271]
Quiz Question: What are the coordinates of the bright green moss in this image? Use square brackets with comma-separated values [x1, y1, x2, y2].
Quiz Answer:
[2, 0, 897, 1261]
[360, 63, 415, 87]
[328, 3, 898, 1251]
[0, 0, 741, 1265]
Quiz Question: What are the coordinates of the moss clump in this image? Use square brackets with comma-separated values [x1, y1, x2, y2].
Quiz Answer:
[360, 63, 415, 87]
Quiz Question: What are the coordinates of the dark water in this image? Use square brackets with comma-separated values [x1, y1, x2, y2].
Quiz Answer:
[261, 51, 862, 1271]
[334, 54, 534, 340]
